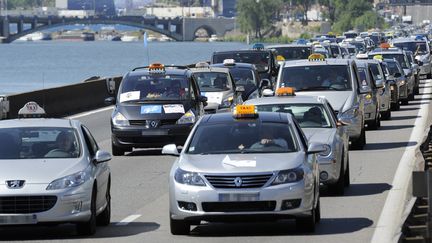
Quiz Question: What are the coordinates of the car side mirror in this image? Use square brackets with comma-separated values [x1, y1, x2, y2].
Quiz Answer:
[394, 72, 402, 78]
[418, 61, 424, 66]
[337, 117, 351, 126]
[198, 95, 208, 107]
[306, 142, 327, 154]
[162, 144, 180, 157]
[262, 89, 274, 97]
[94, 150, 112, 164]
[235, 86, 245, 93]
[260, 79, 271, 89]
[105, 97, 115, 105]
[375, 79, 385, 88]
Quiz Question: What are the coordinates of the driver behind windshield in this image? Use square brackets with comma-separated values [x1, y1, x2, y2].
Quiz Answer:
[250, 127, 288, 149]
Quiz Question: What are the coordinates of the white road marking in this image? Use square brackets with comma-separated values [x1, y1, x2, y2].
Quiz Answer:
[116, 214, 141, 226]
[68, 106, 114, 119]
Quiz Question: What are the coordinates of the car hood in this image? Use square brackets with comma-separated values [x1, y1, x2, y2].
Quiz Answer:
[296, 91, 352, 111]
[0, 158, 87, 184]
[178, 153, 304, 174]
[302, 128, 334, 144]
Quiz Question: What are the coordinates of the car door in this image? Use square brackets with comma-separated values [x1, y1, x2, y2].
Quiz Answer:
[81, 125, 109, 209]
[190, 76, 205, 117]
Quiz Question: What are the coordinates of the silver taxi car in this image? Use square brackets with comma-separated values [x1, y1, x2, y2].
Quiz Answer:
[0, 102, 112, 235]
[163, 105, 326, 234]
[245, 88, 350, 195]
[269, 54, 370, 150]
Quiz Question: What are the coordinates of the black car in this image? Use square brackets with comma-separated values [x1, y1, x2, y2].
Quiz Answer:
[105, 63, 207, 155]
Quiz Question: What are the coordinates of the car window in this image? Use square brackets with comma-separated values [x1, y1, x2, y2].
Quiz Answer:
[81, 125, 98, 157]
[194, 72, 231, 92]
[280, 65, 352, 91]
[256, 104, 332, 128]
[273, 47, 311, 60]
[394, 42, 428, 55]
[213, 51, 271, 72]
[0, 127, 80, 159]
[119, 74, 191, 102]
[186, 122, 298, 154]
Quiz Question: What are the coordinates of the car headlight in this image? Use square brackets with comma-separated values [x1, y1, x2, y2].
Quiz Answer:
[176, 109, 196, 124]
[271, 168, 304, 185]
[174, 168, 205, 186]
[400, 80, 406, 86]
[339, 106, 359, 119]
[364, 93, 372, 104]
[46, 171, 90, 190]
[318, 144, 332, 157]
[112, 111, 129, 126]
[390, 85, 395, 91]
[219, 96, 234, 108]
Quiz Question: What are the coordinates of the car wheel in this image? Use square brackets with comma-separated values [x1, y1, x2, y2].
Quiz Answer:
[76, 186, 97, 236]
[170, 218, 191, 235]
[381, 109, 391, 120]
[344, 155, 350, 187]
[351, 128, 365, 150]
[97, 178, 111, 226]
[112, 142, 125, 156]
[296, 199, 317, 232]
[391, 100, 400, 111]
[401, 99, 409, 105]
[328, 154, 345, 196]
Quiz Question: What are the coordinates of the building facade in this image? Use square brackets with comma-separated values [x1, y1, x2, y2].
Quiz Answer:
[56, 0, 116, 16]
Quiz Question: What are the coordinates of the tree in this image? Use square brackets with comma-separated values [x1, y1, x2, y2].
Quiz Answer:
[237, 0, 282, 38]
[290, 0, 316, 25]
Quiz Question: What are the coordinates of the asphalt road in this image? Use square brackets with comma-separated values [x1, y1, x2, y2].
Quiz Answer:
[1, 80, 431, 243]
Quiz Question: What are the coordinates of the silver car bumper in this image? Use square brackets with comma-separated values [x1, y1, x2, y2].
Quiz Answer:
[399, 83, 408, 99]
[0, 184, 92, 225]
[364, 103, 377, 122]
[318, 157, 339, 184]
[170, 179, 315, 220]
[419, 63, 431, 75]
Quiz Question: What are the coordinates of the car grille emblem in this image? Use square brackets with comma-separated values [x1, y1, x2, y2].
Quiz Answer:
[234, 177, 242, 187]
[6, 180, 25, 189]
[145, 120, 159, 128]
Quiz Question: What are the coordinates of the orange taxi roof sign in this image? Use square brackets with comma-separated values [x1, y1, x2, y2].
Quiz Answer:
[276, 87, 295, 96]
[308, 53, 325, 61]
[233, 105, 258, 118]
[380, 43, 391, 49]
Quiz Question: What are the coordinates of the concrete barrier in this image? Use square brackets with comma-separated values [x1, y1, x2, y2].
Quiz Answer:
[3, 76, 122, 119]
[371, 83, 432, 243]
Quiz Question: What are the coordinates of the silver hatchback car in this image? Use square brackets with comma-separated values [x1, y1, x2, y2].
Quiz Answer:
[0, 102, 112, 235]
[163, 105, 326, 234]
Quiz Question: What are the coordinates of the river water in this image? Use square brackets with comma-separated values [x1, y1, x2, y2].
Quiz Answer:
[0, 41, 249, 95]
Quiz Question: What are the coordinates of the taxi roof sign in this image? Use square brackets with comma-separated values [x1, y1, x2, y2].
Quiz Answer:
[252, 43, 265, 50]
[373, 54, 384, 61]
[18, 101, 46, 118]
[276, 87, 295, 96]
[223, 59, 236, 66]
[379, 43, 391, 49]
[148, 63, 165, 73]
[195, 61, 210, 68]
[276, 55, 285, 61]
[308, 53, 326, 61]
[233, 104, 258, 118]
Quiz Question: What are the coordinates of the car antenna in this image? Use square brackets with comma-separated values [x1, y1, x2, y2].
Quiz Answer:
[42, 72, 46, 110]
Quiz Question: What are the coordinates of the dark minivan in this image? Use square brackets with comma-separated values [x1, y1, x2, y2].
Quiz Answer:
[105, 63, 207, 155]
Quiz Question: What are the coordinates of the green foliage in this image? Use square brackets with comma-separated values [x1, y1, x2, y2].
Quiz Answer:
[237, 0, 282, 38]
[8, 0, 55, 9]
[299, 32, 312, 39]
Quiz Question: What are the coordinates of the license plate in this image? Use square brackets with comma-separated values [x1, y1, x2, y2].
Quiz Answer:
[0, 214, 37, 225]
[218, 193, 259, 202]
[142, 130, 167, 136]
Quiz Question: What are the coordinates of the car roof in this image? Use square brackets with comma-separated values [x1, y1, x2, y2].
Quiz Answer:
[189, 67, 230, 73]
[282, 58, 352, 67]
[392, 37, 421, 43]
[245, 95, 327, 106]
[267, 44, 311, 49]
[128, 67, 190, 77]
[211, 63, 256, 69]
[200, 111, 292, 125]
[213, 49, 272, 55]
[369, 48, 404, 55]
[0, 118, 77, 129]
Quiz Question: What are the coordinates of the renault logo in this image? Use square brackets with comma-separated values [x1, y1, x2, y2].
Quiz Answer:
[145, 120, 159, 128]
[6, 180, 25, 189]
[234, 177, 242, 187]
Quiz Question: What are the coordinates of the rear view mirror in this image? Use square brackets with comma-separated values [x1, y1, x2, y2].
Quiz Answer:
[235, 86, 245, 93]
[94, 150, 112, 164]
[104, 97, 115, 105]
[418, 61, 424, 66]
[162, 144, 180, 157]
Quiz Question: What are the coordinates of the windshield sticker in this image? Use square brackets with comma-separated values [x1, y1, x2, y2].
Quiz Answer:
[119, 91, 140, 103]
[202, 92, 223, 104]
[141, 105, 162, 114]
[163, 104, 185, 114]
[222, 155, 256, 168]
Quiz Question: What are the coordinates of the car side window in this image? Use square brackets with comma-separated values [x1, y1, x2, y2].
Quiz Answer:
[293, 120, 308, 150]
[81, 125, 99, 157]
[326, 102, 338, 123]
[189, 77, 197, 100]
[351, 64, 361, 90]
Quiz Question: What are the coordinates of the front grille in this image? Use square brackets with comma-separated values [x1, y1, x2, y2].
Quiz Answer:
[205, 174, 273, 188]
[129, 120, 146, 126]
[0, 196, 57, 214]
[202, 201, 276, 212]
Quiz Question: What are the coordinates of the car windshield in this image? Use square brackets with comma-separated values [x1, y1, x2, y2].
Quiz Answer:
[373, 54, 408, 68]
[330, 45, 340, 56]
[280, 65, 352, 91]
[0, 127, 80, 159]
[119, 74, 190, 102]
[256, 104, 332, 128]
[358, 68, 371, 87]
[186, 122, 297, 154]
[369, 64, 383, 81]
[393, 42, 428, 55]
[194, 72, 231, 92]
[213, 51, 271, 72]
[386, 61, 401, 75]
[273, 47, 311, 60]
[351, 42, 366, 52]
[229, 67, 258, 87]
[348, 47, 357, 54]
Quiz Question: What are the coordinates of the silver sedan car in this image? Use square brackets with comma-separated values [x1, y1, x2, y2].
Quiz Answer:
[245, 92, 350, 195]
[0, 102, 112, 235]
[163, 105, 326, 234]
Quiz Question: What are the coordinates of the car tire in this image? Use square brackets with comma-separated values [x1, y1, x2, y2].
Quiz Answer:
[367, 114, 379, 130]
[381, 109, 391, 120]
[76, 186, 97, 236]
[344, 155, 350, 187]
[112, 142, 125, 156]
[296, 198, 317, 232]
[328, 155, 345, 196]
[97, 178, 111, 226]
[401, 99, 409, 105]
[170, 218, 190, 235]
[408, 93, 415, 101]
[351, 128, 365, 150]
